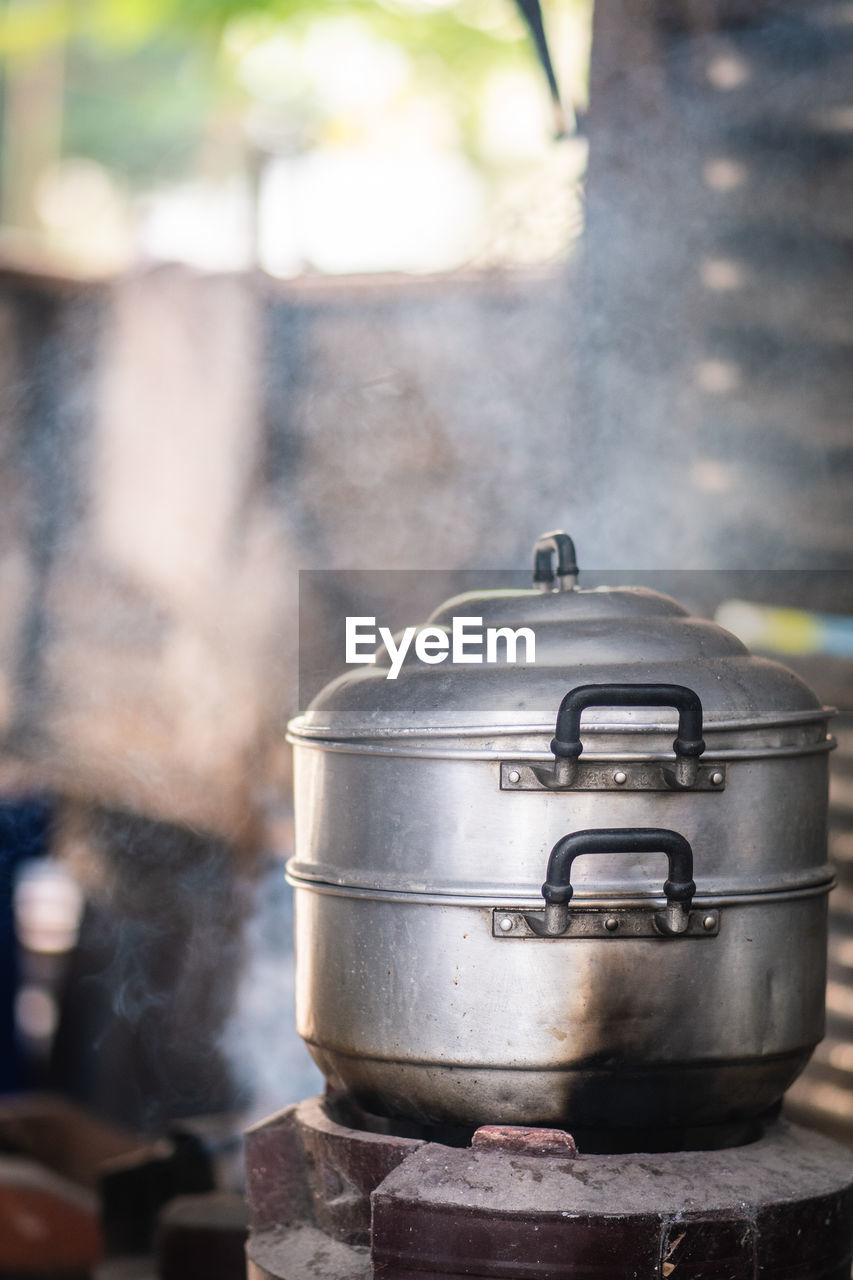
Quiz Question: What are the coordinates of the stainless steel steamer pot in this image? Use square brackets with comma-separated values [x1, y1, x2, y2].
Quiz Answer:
[287, 534, 835, 1130]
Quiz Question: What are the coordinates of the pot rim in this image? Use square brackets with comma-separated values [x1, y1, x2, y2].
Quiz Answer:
[288, 705, 836, 743]
[285, 865, 836, 907]
[287, 705, 836, 762]
[286, 737, 835, 762]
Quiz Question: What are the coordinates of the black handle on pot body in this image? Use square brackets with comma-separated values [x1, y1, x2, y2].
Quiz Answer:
[550, 683, 706, 788]
[528, 828, 696, 938]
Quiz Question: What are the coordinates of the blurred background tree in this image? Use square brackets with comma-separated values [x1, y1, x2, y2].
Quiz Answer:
[0, 0, 590, 275]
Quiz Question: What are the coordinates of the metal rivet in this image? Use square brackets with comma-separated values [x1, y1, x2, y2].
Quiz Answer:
[508, 769, 521, 784]
[613, 770, 627, 785]
[703, 914, 717, 931]
[604, 917, 619, 933]
[499, 916, 514, 932]
[711, 771, 724, 785]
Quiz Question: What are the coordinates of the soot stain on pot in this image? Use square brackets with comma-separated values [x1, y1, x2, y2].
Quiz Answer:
[554, 947, 664, 1068]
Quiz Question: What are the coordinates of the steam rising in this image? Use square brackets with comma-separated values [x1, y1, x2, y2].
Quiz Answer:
[219, 860, 322, 1123]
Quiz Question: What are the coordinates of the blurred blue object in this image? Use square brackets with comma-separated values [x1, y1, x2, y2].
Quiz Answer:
[0, 798, 52, 1090]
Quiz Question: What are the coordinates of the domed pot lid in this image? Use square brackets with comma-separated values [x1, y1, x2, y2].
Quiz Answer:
[289, 532, 832, 749]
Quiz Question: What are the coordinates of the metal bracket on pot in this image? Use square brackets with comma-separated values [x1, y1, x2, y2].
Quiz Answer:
[491, 906, 720, 939]
[501, 760, 726, 792]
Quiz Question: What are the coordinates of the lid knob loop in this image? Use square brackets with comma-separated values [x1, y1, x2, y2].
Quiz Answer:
[532, 531, 578, 592]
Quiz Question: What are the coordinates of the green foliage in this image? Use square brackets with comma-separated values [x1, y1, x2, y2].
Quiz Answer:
[63, 39, 216, 184]
[1, 0, 580, 188]
[1, 0, 531, 63]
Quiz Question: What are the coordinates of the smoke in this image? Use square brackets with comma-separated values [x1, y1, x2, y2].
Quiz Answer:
[48, 806, 254, 1132]
[218, 856, 322, 1124]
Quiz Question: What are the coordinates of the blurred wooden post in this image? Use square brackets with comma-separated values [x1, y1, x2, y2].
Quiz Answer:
[1, 38, 65, 231]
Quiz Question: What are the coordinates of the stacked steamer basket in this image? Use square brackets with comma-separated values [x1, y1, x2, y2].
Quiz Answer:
[245, 534, 853, 1280]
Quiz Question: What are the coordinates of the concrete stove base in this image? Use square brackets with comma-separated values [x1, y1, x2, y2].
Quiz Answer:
[245, 1096, 853, 1280]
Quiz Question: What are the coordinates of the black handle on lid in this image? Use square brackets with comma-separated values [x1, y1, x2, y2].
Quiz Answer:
[528, 828, 696, 938]
[548, 680, 706, 788]
[532, 531, 578, 591]
[551, 683, 706, 763]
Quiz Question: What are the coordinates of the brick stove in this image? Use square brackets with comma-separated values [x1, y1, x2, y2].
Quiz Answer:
[244, 1095, 853, 1280]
